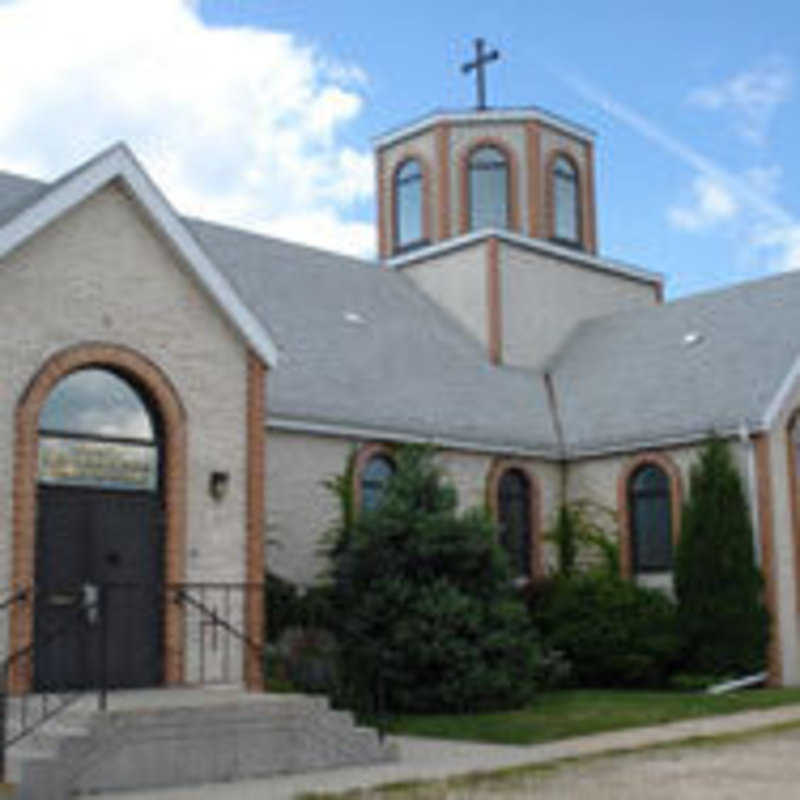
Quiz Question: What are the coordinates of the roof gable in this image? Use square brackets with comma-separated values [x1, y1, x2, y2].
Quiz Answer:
[0, 145, 277, 368]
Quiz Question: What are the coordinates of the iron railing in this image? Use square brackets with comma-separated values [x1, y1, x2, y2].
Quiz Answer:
[0, 581, 265, 780]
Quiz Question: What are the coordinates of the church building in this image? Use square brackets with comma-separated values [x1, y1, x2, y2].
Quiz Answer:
[2, 57, 800, 692]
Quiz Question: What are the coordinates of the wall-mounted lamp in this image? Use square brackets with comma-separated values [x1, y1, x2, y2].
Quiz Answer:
[209, 470, 230, 501]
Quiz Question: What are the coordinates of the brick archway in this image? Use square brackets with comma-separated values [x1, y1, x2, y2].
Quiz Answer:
[10, 342, 187, 690]
[486, 458, 543, 579]
[617, 451, 683, 579]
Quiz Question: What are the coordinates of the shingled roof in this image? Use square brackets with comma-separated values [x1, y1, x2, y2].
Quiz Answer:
[549, 271, 800, 455]
[2, 159, 799, 458]
[187, 218, 559, 453]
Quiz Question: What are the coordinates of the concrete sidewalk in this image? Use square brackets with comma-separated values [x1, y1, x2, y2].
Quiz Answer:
[82, 703, 800, 799]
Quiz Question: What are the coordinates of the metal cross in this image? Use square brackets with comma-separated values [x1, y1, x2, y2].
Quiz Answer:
[461, 38, 500, 111]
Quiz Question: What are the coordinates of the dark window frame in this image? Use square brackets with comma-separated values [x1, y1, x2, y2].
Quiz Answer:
[392, 158, 428, 254]
[37, 367, 163, 493]
[467, 144, 510, 232]
[360, 453, 396, 512]
[550, 153, 582, 249]
[497, 467, 532, 579]
[629, 464, 673, 573]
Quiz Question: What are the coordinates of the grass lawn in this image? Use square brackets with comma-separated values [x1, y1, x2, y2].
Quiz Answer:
[385, 688, 800, 745]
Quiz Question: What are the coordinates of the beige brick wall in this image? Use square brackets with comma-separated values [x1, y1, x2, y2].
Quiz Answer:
[265, 429, 561, 586]
[0, 182, 251, 660]
[564, 442, 750, 588]
[499, 241, 657, 368]
[402, 240, 489, 351]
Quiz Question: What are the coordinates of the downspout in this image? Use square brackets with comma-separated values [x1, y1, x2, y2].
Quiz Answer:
[544, 371, 568, 505]
[739, 421, 761, 567]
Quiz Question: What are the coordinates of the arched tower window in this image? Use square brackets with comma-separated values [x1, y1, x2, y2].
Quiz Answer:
[629, 464, 672, 572]
[468, 145, 509, 231]
[360, 454, 395, 511]
[393, 159, 424, 252]
[38, 368, 159, 491]
[497, 468, 531, 578]
[552, 155, 580, 245]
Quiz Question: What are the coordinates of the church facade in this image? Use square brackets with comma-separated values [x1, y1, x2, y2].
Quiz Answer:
[2, 99, 800, 690]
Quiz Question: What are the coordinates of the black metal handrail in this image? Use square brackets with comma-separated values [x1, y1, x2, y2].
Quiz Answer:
[0, 588, 106, 780]
[0, 581, 266, 780]
[170, 583, 265, 686]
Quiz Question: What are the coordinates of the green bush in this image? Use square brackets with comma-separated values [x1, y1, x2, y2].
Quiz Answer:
[529, 573, 679, 687]
[327, 445, 540, 714]
[675, 437, 769, 676]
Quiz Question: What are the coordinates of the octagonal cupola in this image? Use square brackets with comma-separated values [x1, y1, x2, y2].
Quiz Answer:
[374, 105, 598, 260]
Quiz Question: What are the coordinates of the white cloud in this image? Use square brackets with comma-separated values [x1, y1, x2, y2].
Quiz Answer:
[548, 65, 800, 277]
[749, 223, 800, 272]
[688, 56, 793, 146]
[0, 0, 375, 257]
[668, 176, 738, 231]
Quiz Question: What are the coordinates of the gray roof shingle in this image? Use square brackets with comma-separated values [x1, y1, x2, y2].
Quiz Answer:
[3, 164, 799, 457]
[549, 272, 800, 454]
[0, 171, 49, 225]
[186, 219, 558, 452]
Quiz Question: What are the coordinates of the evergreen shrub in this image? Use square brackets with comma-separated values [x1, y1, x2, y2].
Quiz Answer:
[675, 436, 769, 676]
[529, 573, 679, 687]
[327, 445, 540, 713]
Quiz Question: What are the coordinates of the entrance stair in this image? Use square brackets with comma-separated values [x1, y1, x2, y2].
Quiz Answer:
[5, 687, 396, 799]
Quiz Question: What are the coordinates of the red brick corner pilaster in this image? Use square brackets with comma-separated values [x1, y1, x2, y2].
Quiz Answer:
[244, 351, 267, 690]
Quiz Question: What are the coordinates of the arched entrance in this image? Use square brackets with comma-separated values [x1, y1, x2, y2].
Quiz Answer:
[11, 344, 187, 693]
[35, 368, 163, 689]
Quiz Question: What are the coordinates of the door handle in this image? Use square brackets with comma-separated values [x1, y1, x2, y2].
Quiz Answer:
[48, 592, 78, 607]
[82, 582, 100, 626]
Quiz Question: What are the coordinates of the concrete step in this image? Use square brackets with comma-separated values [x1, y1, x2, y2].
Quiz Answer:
[5, 687, 395, 799]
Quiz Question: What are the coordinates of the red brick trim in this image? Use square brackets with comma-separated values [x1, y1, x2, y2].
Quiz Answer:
[616, 451, 682, 580]
[486, 458, 543, 579]
[244, 351, 266, 690]
[544, 149, 584, 249]
[352, 442, 395, 512]
[525, 122, 542, 239]
[584, 141, 597, 253]
[376, 150, 388, 259]
[486, 236, 502, 364]
[389, 152, 433, 254]
[10, 342, 187, 692]
[458, 137, 520, 235]
[786, 415, 800, 623]
[435, 122, 451, 241]
[755, 433, 781, 685]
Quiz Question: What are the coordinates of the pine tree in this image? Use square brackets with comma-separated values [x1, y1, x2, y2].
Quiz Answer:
[674, 437, 769, 675]
[327, 445, 539, 713]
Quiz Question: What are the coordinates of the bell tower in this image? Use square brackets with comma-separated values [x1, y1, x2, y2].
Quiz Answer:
[373, 43, 660, 369]
[375, 45, 598, 262]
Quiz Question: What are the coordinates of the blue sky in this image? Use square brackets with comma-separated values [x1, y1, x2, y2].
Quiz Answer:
[202, 0, 800, 298]
[1, 0, 797, 299]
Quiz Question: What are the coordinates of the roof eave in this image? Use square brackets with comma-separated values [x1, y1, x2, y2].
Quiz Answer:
[0, 143, 278, 368]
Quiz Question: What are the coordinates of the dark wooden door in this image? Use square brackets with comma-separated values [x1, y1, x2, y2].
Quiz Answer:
[34, 486, 163, 691]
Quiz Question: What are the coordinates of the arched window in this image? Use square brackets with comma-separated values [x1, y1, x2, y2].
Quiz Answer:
[38, 368, 159, 491]
[393, 159, 425, 252]
[468, 145, 509, 231]
[498, 468, 531, 578]
[552, 155, 580, 245]
[629, 465, 672, 572]
[360, 454, 395, 511]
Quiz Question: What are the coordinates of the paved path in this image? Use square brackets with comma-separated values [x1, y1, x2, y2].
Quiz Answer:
[83, 703, 800, 799]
